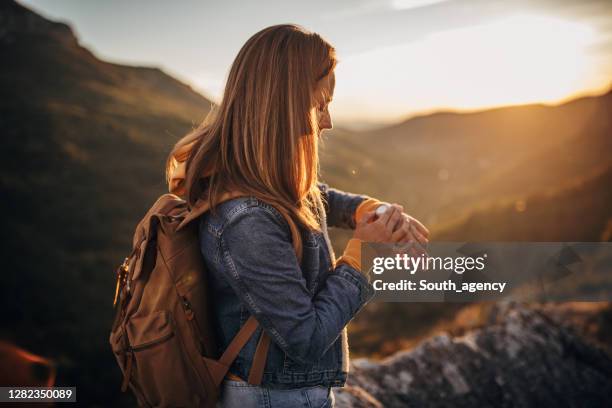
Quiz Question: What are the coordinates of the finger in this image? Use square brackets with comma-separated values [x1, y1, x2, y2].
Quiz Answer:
[391, 203, 404, 212]
[401, 234, 425, 253]
[397, 246, 412, 259]
[399, 230, 418, 244]
[385, 207, 403, 230]
[390, 204, 404, 230]
[398, 214, 411, 235]
[391, 224, 409, 242]
[408, 246, 420, 260]
[409, 216, 430, 237]
[397, 221, 416, 243]
[408, 246, 427, 262]
[391, 223, 410, 242]
[412, 241, 428, 257]
[410, 223, 429, 244]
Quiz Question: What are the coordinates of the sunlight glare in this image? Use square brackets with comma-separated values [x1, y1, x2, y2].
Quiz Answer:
[333, 14, 601, 123]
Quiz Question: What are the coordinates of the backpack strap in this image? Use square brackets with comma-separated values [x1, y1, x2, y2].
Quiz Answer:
[218, 316, 257, 366]
[216, 315, 270, 386]
[248, 330, 271, 385]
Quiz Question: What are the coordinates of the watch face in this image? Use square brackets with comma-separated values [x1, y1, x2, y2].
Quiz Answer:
[375, 204, 390, 218]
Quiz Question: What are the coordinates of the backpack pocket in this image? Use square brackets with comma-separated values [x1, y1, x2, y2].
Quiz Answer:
[125, 310, 204, 407]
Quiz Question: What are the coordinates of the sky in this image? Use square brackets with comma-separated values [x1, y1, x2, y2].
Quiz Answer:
[19, 0, 612, 128]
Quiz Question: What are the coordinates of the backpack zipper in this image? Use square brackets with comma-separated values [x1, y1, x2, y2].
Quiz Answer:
[119, 326, 174, 392]
[129, 332, 175, 351]
[181, 296, 206, 355]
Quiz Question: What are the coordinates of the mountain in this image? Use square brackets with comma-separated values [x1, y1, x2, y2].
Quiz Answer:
[433, 163, 612, 241]
[320, 89, 612, 231]
[0, 1, 212, 405]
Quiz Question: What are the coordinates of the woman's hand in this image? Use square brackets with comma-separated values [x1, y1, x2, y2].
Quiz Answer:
[391, 211, 430, 245]
[353, 204, 405, 242]
[354, 203, 430, 245]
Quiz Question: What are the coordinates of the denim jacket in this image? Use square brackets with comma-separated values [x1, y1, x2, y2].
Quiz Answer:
[198, 182, 376, 388]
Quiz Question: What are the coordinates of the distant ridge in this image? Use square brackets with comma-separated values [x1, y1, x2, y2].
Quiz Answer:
[433, 162, 612, 241]
[321, 85, 612, 237]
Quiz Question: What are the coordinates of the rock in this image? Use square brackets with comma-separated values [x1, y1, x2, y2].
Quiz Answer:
[336, 303, 612, 407]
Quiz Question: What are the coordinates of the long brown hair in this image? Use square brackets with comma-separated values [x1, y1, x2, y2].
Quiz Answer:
[166, 24, 337, 259]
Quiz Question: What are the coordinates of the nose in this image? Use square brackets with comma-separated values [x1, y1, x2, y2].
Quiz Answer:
[318, 109, 332, 131]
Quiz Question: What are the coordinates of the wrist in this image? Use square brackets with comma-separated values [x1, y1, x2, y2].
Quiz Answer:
[355, 198, 386, 225]
[336, 238, 363, 273]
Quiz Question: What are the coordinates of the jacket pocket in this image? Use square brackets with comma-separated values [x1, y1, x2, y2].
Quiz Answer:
[125, 310, 203, 407]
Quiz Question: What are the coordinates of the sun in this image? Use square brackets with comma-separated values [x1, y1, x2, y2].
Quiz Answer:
[334, 14, 604, 124]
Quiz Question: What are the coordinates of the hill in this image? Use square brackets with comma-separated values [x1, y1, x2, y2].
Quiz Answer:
[433, 163, 612, 241]
[321, 88, 612, 232]
[0, 1, 212, 405]
[321, 88, 611, 257]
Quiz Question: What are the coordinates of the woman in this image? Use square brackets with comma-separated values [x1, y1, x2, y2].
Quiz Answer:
[166, 24, 429, 408]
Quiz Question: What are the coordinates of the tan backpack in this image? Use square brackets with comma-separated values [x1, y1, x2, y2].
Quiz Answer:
[109, 193, 271, 407]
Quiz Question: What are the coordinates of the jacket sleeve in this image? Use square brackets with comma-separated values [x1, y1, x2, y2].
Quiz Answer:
[218, 205, 376, 365]
[318, 181, 372, 229]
